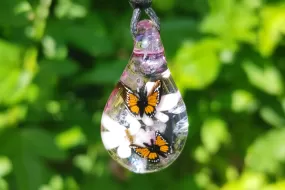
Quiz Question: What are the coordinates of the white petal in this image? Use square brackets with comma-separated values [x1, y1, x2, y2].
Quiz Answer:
[161, 69, 171, 78]
[157, 92, 181, 111]
[117, 142, 132, 158]
[145, 82, 156, 96]
[142, 114, 154, 126]
[133, 129, 154, 147]
[101, 113, 125, 133]
[148, 121, 167, 133]
[155, 111, 169, 123]
[125, 114, 141, 135]
[101, 132, 123, 150]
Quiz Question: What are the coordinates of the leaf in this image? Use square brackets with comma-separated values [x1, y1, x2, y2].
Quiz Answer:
[201, 0, 259, 46]
[221, 171, 266, 190]
[0, 105, 27, 128]
[194, 146, 210, 164]
[0, 178, 8, 190]
[0, 39, 22, 72]
[39, 59, 79, 77]
[258, 5, 285, 57]
[55, 0, 87, 19]
[12, 151, 48, 190]
[55, 126, 86, 150]
[243, 61, 284, 95]
[6, 48, 38, 105]
[0, 156, 12, 177]
[161, 18, 199, 57]
[0, 0, 29, 27]
[65, 15, 113, 56]
[0, 129, 50, 190]
[260, 106, 285, 127]
[21, 128, 66, 160]
[75, 60, 127, 85]
[73, 154, 93, 174]
[65, 177, 79, 190]
[263, 180, 285, 190]
[246, 128, 285, 174]
[201, 118, 230, 154]
[0, 43, 38, 105]
[231, 89, 258, 113]
[153, 0, 175, 11]
[171, 39, 222, 91]
[49, 175, 63, 190]
[42, 35, 68, 60]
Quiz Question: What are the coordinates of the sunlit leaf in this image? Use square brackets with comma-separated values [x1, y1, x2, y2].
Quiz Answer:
[225, 166, 239, 182]
[194, 146, 210, 164]
[231, 89, 258, 113]
[243, 61, 284, 95]
[194, 168, 211, 189]
[201, 118, 230, 154]
[0, 105, 27, 128]
[49, 175, 63, 190]
[171, 39, 221, 91]
[55, 126, 86, 150]
[0, 156, 12, 177]
[258, 5, 285, 57]
[221, 171, 266, 190]
[246, 128, 285, 174]
[260, 106, 285, 127]
[0, 43, 38, 105]
[73, 154, 93, 174]
[0, 178, 8, 190]
[55, 0, 87, 19]
[263, 180, 285, 190]
[202, 0, 258, 46]
[65, 177, 79, 190]
[42, 35, 68, 60]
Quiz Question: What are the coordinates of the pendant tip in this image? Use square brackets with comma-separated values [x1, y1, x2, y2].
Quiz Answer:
[133, 20, 164, 54]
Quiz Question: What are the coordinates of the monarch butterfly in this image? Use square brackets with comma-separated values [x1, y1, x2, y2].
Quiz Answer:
[123, 80, 162, 118]
[130, 131, 171, 163]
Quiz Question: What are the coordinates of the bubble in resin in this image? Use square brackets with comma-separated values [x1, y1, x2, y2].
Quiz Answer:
[101, 20, 189, 173]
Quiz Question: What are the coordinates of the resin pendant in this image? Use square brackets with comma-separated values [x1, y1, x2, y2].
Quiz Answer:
[101, 20, 189, 173]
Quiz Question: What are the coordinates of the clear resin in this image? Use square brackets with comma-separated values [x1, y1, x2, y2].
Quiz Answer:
[101, 20, 189, 173]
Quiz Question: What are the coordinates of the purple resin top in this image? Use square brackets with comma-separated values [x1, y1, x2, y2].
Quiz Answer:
[133, 20, 164, 54]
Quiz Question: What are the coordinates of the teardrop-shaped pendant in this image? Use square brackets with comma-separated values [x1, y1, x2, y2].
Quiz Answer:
[101, 20, 189, 173]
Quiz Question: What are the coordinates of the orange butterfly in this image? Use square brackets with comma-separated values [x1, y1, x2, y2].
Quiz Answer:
[130, 131, 171, 163]
[124, 80, 162, 118]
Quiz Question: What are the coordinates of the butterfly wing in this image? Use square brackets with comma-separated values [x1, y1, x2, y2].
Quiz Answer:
[130, 145, 150, 158]
[147, 152, 160, 163]
[130, 144, 160, 163]
[124, 85, 140, 117]
[155, 131, 171, 155]
[145, 80, 162, 117]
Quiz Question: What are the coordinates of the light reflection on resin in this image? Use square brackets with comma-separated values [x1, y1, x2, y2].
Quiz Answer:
[101, 20, 189, 173]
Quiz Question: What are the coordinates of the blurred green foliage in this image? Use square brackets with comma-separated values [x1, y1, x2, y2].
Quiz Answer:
[0, 0, 285, 189]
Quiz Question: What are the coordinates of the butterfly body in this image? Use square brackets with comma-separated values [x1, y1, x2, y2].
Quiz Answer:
[130, 131, 171, 163]
[124, 80, 162, 118]
[136, 90, 148, 117]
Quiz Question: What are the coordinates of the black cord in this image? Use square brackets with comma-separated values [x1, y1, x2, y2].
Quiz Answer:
[129, 0, 160, 38]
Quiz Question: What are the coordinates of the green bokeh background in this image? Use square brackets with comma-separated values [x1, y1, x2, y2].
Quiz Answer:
[1, 0, 285, 189]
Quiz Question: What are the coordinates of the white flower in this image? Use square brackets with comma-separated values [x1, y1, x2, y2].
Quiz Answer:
[142, 81, 181, 126]
[101, 113, 141, 158]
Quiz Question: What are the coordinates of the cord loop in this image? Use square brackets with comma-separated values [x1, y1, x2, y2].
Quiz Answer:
[129, 0, 160, 38]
